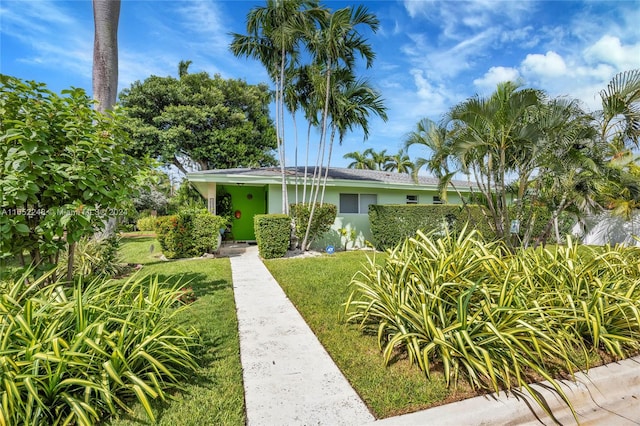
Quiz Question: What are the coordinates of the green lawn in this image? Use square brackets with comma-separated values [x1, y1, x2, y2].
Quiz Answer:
[106, 236, 245, 426]
[264, 251, 465, 418]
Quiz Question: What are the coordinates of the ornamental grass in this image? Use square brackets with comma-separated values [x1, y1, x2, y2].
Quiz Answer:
[345, 227, 640, 420]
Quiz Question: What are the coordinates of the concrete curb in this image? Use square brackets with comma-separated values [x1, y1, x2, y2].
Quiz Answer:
[367, 355, 640, 425]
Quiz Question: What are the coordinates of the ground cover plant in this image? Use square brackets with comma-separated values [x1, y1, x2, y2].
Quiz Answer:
[105, 235, 245, 426]
[0, 235, 244, 426]
[0, 271, 199, 425]
[264, 252, 457, 418]
[344, 228, 640, 419]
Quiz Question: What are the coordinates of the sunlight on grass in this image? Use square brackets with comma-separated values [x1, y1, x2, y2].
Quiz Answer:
[264, 251, 456, 418]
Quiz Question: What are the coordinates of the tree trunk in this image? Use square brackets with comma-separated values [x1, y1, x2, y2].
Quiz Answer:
[301, 65, 332, 250]
[66, 241, 76, 283]
[92, 0, 120, 114]
[93, 0, 121, 241]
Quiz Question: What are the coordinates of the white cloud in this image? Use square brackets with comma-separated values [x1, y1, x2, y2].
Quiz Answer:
[521, 51, 568, 78]
[584, 35, 640, 71]
[474, 66, 521, 92]
[175, 1, 231, 54]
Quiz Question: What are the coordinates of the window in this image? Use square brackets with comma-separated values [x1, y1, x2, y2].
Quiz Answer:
[339, 194, 358, 213]
[433, 195, 443, 204]
[406, 195, 418, 204]
[339, 193, 377, 214]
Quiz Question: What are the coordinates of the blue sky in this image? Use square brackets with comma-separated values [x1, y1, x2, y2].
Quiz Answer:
[2, 0, 640, 171]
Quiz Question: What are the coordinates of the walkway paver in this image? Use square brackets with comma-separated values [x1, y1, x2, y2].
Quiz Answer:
[230, 245, 374, 426]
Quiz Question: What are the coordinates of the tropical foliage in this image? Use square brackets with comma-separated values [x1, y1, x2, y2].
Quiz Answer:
[118, 61, 277, 175]
[406, 70, 640, 248]
[343, 148, 413, 174]
[0, 272, 199, 425]
[0, 75, 139, 281]
[345, 228, 640, 419]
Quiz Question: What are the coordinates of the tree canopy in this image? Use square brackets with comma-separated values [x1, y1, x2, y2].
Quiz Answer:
[119, 62, 277, 174]
[0, 75, 140, 278]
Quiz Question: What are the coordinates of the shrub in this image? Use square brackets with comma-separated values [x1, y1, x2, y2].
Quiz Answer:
[0, 272, 199, 425]
[155, 215, 179, 258]
[368, 204, 493, 250]
[254, 214, 291, 259]
[192, 213, 226, 255]
[136, 216, 157, 232]
[57, 235, 124, 278]
[154, 210, 225, 258]
[290, 203, 337, 249]
[0, 75, 140, 280]
[345, 228, 640, 419]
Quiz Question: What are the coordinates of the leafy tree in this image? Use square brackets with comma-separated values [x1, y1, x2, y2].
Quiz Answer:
[131, 168, 173, 215]
[119, 63, 278, 175]
[0, 76, 139, 280]
[168, 179, 206, 212]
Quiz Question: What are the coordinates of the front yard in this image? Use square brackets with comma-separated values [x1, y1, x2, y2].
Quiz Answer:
[106, 236, 245, 426]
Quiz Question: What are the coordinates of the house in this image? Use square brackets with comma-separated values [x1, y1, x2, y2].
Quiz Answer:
[187, 167, 473, 249]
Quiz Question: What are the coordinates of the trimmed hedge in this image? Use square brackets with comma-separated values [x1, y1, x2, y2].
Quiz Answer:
[369, 204, 573, 250]
[254, 214, 291, 259]
[368, 204, 494, 250]
[290, 203, 337, 249]
[154, 210, 226, 259]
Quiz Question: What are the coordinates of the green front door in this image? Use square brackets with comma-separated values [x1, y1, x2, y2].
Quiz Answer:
[226, 185, 266, 240]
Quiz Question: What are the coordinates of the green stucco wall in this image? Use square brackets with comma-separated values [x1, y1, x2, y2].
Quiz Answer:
[205, 181, 468, 247]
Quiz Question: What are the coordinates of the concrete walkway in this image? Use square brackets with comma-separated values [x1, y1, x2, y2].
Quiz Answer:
[229, 245, 640, 425]
[230, 245, 374, 425]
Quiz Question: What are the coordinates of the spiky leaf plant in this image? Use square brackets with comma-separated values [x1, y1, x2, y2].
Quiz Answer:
[345, 228, 640, 419]
[0, 271, 199, 425]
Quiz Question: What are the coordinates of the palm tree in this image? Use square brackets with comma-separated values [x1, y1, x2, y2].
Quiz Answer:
[383, 149, 413, 174]
[405, 118, 461, 202]
[230, 0, 323, 214]
[364, 148, 390, 170]
[597, 69, 640, 152]
[300, 5, 379, 250]
[446, 81, 545, 242]
[529, 98, 603, 246]
[344, 150, 374, 169]
[317, 72, 387, 203]
[595, 69, 640, 222]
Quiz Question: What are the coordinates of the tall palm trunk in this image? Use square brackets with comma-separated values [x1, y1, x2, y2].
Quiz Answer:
[86, 0, 120, 282]
[278, 45, 289, 214]
[92, 0, 120, 113]
[301, 64, 332, 250]
[320, 125, 337, 205]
